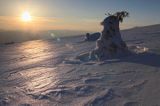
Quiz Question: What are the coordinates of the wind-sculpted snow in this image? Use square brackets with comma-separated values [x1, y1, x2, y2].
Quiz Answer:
[0, 28, 160, 106]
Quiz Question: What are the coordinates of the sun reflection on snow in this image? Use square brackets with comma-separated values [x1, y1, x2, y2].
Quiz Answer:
[16, 40, 59, 93]
[16, 40, 56, 66]
[18, 40, 49, 54]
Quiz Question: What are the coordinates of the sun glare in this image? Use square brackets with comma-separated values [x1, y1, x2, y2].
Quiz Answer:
[21, 11, 32, 22]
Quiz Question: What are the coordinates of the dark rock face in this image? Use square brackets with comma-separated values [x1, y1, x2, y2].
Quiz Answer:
[90, 12, 128, 60]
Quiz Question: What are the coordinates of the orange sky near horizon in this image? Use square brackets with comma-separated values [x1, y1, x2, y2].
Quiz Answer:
[0, 0, 159, 32]
[0, 14, 135, 32]
[0, 15, 103, 31]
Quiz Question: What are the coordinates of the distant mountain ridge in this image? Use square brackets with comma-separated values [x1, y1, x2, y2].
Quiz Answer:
[0, 24, 160, 44]
[123, 24, 160, 33]
[0, 30, 87, 44]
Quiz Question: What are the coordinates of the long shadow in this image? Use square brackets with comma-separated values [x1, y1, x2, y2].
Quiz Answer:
[72, 51, 160, 68]
[103, 52, 160, 67]
[123, 52, 160, 67]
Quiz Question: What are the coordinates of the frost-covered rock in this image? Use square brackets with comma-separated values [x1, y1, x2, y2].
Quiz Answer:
[90, 11, 129, 60]
[84, 32, 101, 41]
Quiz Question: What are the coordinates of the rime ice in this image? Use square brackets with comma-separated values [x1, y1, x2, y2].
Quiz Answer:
[90, 11, 129, 60]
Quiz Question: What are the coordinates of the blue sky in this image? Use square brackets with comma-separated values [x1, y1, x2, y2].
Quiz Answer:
[0, 0, 159, 31]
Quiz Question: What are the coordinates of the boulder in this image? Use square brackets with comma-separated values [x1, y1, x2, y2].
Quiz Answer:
[85, 32, 101, 41]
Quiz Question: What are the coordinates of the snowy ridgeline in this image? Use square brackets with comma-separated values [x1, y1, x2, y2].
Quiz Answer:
[0, 24, 160, 106]
[0, 30, 87, 44]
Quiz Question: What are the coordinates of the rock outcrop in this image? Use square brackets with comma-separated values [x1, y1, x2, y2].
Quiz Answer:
[84, 32, 101, 41]
[90, 11, 129, 60]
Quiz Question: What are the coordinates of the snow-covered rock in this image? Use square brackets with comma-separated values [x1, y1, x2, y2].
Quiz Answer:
[84, 32, 101, 41]
[90, 11, 129, 60]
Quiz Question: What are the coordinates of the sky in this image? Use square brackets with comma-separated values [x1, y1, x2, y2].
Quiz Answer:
[0, 0, 160, 32]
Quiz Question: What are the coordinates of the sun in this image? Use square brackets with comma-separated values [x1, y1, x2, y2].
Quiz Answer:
[21, 11, 32, 22]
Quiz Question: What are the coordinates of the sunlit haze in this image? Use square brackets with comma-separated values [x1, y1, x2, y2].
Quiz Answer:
[21, 11, 32, 22]
[0, 0, 160, 31]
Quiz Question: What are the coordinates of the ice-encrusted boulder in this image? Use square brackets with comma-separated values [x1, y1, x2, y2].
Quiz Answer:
[84, 32, 101, 41]
[90, 11, 129, 60]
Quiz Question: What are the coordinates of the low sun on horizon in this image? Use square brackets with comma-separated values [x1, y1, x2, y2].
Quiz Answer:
[21, 11, 32, 22]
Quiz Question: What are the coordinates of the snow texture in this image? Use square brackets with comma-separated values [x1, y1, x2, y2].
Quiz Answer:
[0, 24, 160, 106]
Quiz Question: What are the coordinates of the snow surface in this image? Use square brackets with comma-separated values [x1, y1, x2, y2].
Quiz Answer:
[0, 25, 160, 106]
